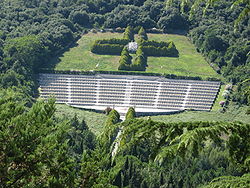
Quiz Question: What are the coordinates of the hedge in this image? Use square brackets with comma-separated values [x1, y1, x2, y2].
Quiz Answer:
[118, 46, 147, 71]
[140, 40, 179, 57]
[141, 45, 178, 57]
[96, 38, 129, 45]
[91, 43, 124, 55]
[106, 109, 120, 126]
[141, 40, 170, 48]
[123, 26, 134, 41]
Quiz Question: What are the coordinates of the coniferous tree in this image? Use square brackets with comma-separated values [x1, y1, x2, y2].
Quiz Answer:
[138, 27, 148, 41]
[126, 107, 136, 120]
[124, 26, 134, 41]
[0, 97, 76, 187]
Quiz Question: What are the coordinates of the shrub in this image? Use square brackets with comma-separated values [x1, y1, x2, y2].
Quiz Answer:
[106, 109, 120, 126]
[138, 27, 148, 41]
[91, 43, 124, 55]
[118, 47, 133, 71]
[125, 107, 136, 120]
[123, 26, 134, 41]
[97, 38, 129, 45]
[140, 40, 179, 57]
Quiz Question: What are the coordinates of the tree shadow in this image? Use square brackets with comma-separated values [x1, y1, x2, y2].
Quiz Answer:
[43, 41, 79, 69]
[164, 29, 188, 35]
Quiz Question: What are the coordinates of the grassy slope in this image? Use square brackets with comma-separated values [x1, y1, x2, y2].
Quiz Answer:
[146, 34, 219, 78]
[55, 103, 249, 136]
[43, 32, 219, 79]
[49, 32, 121, 71]
[212, 84, 225, 111]
[55, 104, 107, 135]
[147, 104, 250, 124]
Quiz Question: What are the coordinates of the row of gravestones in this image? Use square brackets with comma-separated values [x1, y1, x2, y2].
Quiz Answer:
[91, 26, 179, 71]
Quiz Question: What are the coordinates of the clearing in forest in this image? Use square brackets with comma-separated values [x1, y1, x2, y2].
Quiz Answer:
[43, 32, 219, 79]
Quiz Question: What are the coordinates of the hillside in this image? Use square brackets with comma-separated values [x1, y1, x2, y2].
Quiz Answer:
[0, 0, 249, 187]
[43, 32, 219, 79]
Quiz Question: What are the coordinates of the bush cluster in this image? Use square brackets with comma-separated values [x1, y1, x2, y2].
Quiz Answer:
[118, 46, 147, 71]
[138, 27, 148, 41]
[141, 40, 179, 57]
[123, 26, 134, 41]
[131, 46, 147, 71]
[91, 43, 124, 55]
[91, 26, 133, 55]
[105, 109, 120, 126]
[118, 47, 132, 70]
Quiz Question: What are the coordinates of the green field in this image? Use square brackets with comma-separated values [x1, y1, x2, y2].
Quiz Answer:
[146, 104, 250, 124]
[146, 34, 218, 78]
[55, 103, 249, 136]
[55, 104, 107, 135]
[43, 32, 219, 79]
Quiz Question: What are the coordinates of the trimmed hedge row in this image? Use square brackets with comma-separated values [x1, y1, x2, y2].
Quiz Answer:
[97, 38, 130, 45]
[141, 40, 179, 57]
[123, 26, 134, 41]
[118, 47, 133, 71]
[39, 68, 221, 82]
[141, 45, 178, 57]
[118, 46, 147, 71]
[91, 43, 124, 55]
[91, 38, 130, 55]
[141, 40, 170, 48]
[130, 46, 147, 71]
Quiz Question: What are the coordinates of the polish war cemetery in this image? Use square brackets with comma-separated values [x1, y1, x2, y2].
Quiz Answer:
[1, 0, 250, 187]
[39, 26, 221, 119]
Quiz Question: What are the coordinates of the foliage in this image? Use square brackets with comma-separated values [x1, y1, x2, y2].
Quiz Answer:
[69, 11, 89, 26]
[201, 173, 250, 188]
[0, 97, 76, 187]
[89, 118, 249, 187]
[118, 47, 133, 71]
[117, 119, 250, 171]
[158, 8, 189, 31]
[0, 0, 249, 187]
[167, 0, 250, 26]
[123, 26, 134, 41]
[138, 27, 148, 41]
[125, 107, 136, 120]
[91, 43, 124, 55]
[131, 46, 148, 71]
[141, 41, 179, 57]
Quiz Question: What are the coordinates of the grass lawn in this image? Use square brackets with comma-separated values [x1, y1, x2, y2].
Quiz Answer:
[146, 103, 250, 124]
[212, 84, 225, 111]
[42, 32, 219, 79]
[146, 34, 219, 79]
[55, 104, 107, 135]
[45, 32, 121, 71]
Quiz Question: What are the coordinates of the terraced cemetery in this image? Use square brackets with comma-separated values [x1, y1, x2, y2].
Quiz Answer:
[39, 73, 220, 118]
[40, 27, 222, 118]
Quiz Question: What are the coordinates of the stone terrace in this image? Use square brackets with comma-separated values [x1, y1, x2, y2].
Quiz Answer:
[39, 73, 220, 118]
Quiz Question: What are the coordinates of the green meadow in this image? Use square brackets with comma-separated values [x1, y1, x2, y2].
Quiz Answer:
[55, 104, 107, 135]
[43, 32, 219, 79]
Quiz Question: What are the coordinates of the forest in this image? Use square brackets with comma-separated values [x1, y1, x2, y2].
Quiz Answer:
[0, 0, 249, 187]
